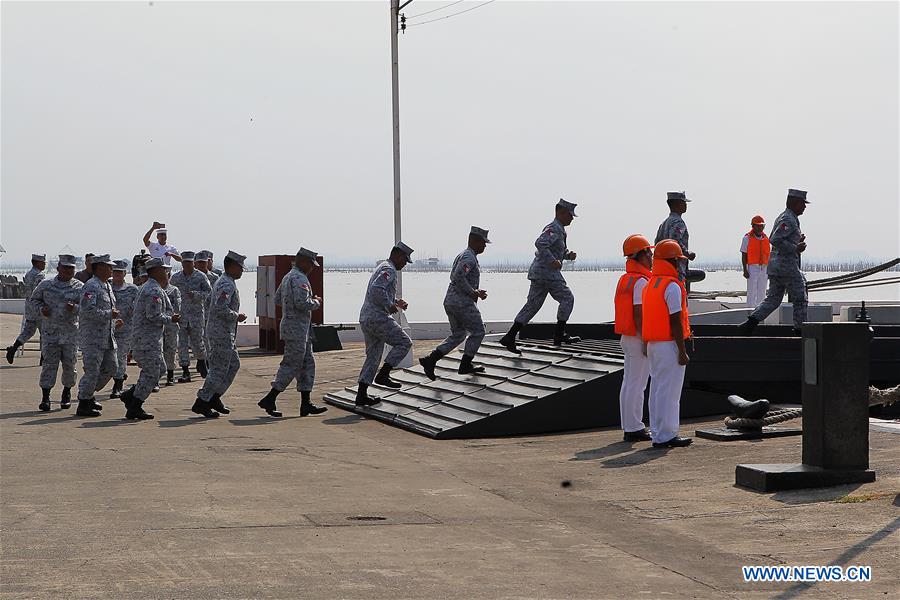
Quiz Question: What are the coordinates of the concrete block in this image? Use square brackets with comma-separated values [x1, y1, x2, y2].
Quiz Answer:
[839, 304, 900, 324]
[763, 303, 832, 325]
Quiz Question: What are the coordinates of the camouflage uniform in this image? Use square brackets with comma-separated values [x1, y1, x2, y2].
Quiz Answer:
[271, 267, 320, 392]
[749, 208, 808, 327]
[163, 283, 181, 371]
[513, 219, 575, 324]
[112, 281, 140, 379]
[436, 248, 485, 356]
[358, 260, 411, 384]
[170, 269, 210, 366]
[197, 274, 241, 402]
[16, 266, 45, 345]
[77, 276, 118, 400]
[131, 277, 173, 401]
[31, 276, 83, 389]
[655, 212, 690, 280]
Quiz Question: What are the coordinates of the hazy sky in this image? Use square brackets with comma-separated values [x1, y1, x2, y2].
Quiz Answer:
[2, 0, 898, 266]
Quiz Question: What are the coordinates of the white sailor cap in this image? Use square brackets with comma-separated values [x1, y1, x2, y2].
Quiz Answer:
[155, 228, 168, 235]
[393, 242, 414, 263]
[556, 198, 578, 216]
[296, 247, 320, 267]
[225, 250, 247, 270]
[469, 226, 491, 243]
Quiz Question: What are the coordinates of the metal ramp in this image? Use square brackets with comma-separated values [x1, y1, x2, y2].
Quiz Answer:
[323, 341, 626, 439]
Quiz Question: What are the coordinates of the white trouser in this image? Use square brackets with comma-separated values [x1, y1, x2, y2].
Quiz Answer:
[647, 340, 686, 444]
[746, 264, 767, 308]
[618, 335, 650, 433]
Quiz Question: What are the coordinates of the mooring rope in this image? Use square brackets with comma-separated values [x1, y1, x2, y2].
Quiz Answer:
[724, 385, 899, 429]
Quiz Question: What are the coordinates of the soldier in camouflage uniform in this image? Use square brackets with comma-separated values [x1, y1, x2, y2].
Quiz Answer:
[499, 200, 580, 354]
[119, 258, 179, 420]
[75, 254, 123, 417]
[654, 191, 696, 282]
[257, 248, 328, 418]
[30, 255, 82, 411]
[6, 253, 46, 364]
[195, 250, 218, 367]
[420, 227, 491, 379]
[170, 251, 211, 382]
[354, 243, 414, 407]
[162, 265, 181, 386]
[110, 260, 140, 398]
[740, 189, 811, 334]
[192, 250, 247, 418]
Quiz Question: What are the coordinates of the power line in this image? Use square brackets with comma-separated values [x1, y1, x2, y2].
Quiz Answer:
[406, 0, 496, 28]
[406, 0, 466, 21]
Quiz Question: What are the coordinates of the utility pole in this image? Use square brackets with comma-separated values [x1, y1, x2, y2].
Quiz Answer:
[391, 0, 412, 297]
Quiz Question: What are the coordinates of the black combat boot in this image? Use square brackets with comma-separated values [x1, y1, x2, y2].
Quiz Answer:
[5, 340, 22, 364]
[191, 396, 220, 418]
[374, 363, 402, 389]
[208, 394, 230, 415]
[354, 383, 380, 407]
[737, 316, 759, 336]
[60, 387, 72, 409]
[75, 398, 100, 417]
[498, 322, 523, 354]
[118, 386, 135, 408]
[166, 370, 175, 386]
[300, 390, 327, 416]
[196, 359, 208, 378]
[39, 388, 51, 412]
[177, 366, 191, 383]
[458, 354, 485, 375]
[257, 388, 282, 417]
[418, 350, 443, 381]
[553, 321, 581, 346]
[125, 398, 154, 420]
[110, 378, 124, 399]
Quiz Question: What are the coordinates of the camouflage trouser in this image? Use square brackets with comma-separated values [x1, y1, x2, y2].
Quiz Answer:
[359, 317, 411, 384]
[272, 336, 315, 392]
[163, 324, 178, 370]
[133, 345, 166, 402]
[514, 279, 574, 325]
[16, 317, 40, 345]
[177, 315, 206, 366]
[437, 303, 485, 357]
[114, 331, 132, 379]
[77, 343, 118, 400]
[40, 341, 77, 389]
[750, 273, 808, 328]
[197, 339, 240, 401]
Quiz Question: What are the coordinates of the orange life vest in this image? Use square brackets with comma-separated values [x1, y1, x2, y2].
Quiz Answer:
[614, 260, 651, 337]
[642, 259, 691, 342]
[746, 232, 770, 265]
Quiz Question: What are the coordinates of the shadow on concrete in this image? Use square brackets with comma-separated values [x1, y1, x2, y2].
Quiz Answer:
[229, 416, 300, 426]
[893, 494, 900, 508]
[770, 484, 865, 505]
[80, 419, 140, 428]
[1, 409, 50, 420]
[18, 414, 82, 425]
[600, 446, 672, 468]
[571, 440, 636, 461]
[322, 414, 364, 426]
[771, 516, 900, 600]
[156, 418, 214, 428]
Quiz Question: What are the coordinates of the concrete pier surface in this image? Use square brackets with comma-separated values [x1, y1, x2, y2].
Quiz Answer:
[1, 315, 897, 599]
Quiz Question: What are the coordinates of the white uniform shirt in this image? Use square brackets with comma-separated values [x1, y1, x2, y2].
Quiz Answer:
[147, 242, 179, 266]
[632, 277, 648, 305]
[664, 281, 682, 314]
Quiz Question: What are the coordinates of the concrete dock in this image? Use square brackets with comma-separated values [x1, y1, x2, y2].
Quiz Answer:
[1, 314, 897, 599]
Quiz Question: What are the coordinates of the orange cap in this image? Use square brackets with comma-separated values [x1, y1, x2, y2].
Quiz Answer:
[622, 234, 652, 256]
[654, 239, 686, 260]
[751, 215, 765, 225]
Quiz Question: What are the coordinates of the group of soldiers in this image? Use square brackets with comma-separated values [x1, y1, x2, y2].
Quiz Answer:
[7, 193, 811, 433]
